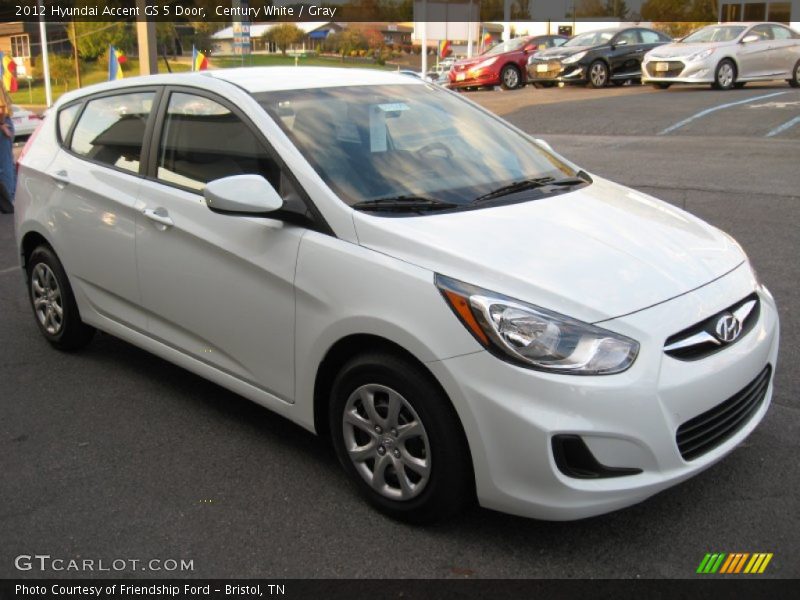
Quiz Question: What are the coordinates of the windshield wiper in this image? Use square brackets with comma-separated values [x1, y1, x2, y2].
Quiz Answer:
[352, 195, 460, 213]
[471, 173, 590, 205]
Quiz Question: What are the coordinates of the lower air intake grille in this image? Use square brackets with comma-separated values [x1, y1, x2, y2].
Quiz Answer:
[676, 365, 771, 461]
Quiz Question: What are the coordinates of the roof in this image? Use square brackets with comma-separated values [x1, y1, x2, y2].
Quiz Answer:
[53, 67, 420, 106]
[211, 21, 338, 40]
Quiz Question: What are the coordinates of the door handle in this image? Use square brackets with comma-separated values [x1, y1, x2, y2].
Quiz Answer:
[142, 207, 174, 228]
[49, 170, 70, 186]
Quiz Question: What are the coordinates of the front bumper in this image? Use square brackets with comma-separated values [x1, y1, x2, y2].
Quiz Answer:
[448, 68, 500, 89]
[526, 60, 587, 84]
[428, 264, 779, 520]
[642, 58, 715, 84]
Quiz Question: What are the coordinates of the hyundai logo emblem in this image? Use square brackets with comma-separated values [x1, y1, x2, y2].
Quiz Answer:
[715, 313, 742, 343]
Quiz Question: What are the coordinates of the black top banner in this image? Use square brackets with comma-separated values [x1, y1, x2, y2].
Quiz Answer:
[1, 1, 782, 24]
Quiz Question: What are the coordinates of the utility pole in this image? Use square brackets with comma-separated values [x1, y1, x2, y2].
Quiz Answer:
[38, 0, 52, 107]
[70, 20, 81, 88]
[136, 0, 158, 75]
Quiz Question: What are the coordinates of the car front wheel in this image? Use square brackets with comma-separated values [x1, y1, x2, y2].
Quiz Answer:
[500, 64, 521, 90]
[329, 352, 473, 523]
[27, 245, 95, 351]
[713, 59, 736, 90]
[588, 61, 609, 88]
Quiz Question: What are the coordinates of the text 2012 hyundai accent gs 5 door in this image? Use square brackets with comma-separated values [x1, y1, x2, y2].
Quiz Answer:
[15, 68, 779, 523]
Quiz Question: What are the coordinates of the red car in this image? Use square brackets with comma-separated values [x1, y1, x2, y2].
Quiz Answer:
[449, 35, 568, 90]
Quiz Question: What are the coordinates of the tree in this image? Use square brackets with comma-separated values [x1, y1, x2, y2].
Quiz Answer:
[604, 0, 630, 18]
[68, 21, 131, 61]
[48, 54, 73, 92]
[265, 23, 304, 56]
[575, 0, 606, 18]
[640, 0, 690, 21]
[190, 21, 218, 54]
[156, 22, 178, 59]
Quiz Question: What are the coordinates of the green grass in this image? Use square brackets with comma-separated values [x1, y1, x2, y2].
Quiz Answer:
[10, 58, 191, 108]
[212, 53, 395, 70]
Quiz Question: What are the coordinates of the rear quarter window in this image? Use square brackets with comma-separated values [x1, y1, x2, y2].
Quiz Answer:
[57, 104, 81, 145]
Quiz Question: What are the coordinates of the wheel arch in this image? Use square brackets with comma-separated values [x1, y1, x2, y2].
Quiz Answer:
[500, 62, 522, 85]
[20, 229, 55, 271]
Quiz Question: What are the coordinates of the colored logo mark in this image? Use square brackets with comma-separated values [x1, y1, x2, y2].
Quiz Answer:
[697, 553, 773, 574]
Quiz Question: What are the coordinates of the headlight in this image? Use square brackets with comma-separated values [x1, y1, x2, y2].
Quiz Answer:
[436, 275, 639, 375]
[561, 51, 587, 64]
[474, 57, 498, 70]
[686, 48, 715, 62]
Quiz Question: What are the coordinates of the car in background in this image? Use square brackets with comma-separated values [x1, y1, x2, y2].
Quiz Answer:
[12, 105, 42, 139]
[527, 27, 672, 88]
[642, 22, 800, 90]
[449, 35, 568, 90]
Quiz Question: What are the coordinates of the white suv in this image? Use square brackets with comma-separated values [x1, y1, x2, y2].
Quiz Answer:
[14, 68, 779, 523]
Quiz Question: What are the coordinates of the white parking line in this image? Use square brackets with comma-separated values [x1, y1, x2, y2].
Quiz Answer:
[765, 115, 800, 137]
[659, 91, 789, 135]
[0, 265, 20, 275]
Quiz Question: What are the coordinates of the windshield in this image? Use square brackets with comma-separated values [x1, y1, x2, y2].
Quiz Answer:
[682, 25, 745, 43]
[482, 37, 527, 55]
[256, 84, 576, 212]
[564, 31, 614, 47]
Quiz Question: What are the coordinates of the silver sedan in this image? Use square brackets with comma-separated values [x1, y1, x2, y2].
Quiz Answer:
[642, 22, 800, 90]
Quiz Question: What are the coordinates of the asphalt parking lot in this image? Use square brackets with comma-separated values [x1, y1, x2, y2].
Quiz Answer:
[1, 82, 798, 579]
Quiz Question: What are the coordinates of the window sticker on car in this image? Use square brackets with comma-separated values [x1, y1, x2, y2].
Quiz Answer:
[369, 105, 387, 153]
[334, 121, 360, 143]
[378, 103, 410, 113]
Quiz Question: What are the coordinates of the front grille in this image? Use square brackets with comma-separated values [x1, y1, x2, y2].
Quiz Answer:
[645, 60, 685, 78]
[664, 293, 760, 361]
[676, 365, 771, 461]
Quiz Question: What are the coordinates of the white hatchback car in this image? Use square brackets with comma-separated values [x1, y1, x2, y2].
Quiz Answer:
[15, 68, 779, 523]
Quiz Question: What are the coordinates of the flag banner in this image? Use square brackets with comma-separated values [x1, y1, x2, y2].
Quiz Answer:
[108, 45, 125, 81]
[438, 40, 451, 59]
[0, 0, 770, 23]
[1, 52, 18, 93]
[192, 46, 209, 72]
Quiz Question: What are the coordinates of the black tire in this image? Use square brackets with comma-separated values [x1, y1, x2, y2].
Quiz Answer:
[734, 82, 747, 89]
[500, 64, 521, 90]
[789, 60, 800, 88]
[712, 59, 736, 90]
[329, 352, 473, 524]
[611, 79, 628, 87]
[652, 83, 672, 89]
[588, 60, 609, 88]
[27, 245, 95, 351]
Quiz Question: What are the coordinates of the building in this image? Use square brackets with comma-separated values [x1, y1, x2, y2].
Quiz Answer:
[719, 1, 799, 28]
[0, 22, 71, 78]
[211, 22, 343, 54]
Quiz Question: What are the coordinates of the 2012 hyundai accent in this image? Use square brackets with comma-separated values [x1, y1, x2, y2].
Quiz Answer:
[14, 68, 779, 523]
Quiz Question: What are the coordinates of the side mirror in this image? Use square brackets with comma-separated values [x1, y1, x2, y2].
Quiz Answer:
[523, 44, 537, 53]
[204, 174, 283, 215]
[741, 34, 760, 43]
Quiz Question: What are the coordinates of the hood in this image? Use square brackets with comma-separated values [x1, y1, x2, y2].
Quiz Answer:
[646, 42, 733, 59]
[535, 45, 593, 59]
[453, 56, 490, 70]
[353, 177, 746, 324]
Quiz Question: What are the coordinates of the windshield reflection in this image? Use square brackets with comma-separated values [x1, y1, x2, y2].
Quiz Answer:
[256, 84, 575, 212]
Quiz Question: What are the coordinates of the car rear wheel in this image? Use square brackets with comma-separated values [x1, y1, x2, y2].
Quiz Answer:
[500, 64, 521, 90]
[329, 352, 473, 523]
[789, 60, 800, 88]
[27, 246, 95, 351]
[712, 59, 736, 90]
[588, 61, 609, 88]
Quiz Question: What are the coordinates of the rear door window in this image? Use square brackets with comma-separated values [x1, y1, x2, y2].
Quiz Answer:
[69, 92, 155, 174]
[57, 104, 81, 144]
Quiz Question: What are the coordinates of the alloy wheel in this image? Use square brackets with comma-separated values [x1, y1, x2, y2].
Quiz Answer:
[590, 63, 607, 87]
[503, 67, 519, 89]
[342, 383, 431, 501]
[717, 62, 734, 89]
[31, 263, 64, 335]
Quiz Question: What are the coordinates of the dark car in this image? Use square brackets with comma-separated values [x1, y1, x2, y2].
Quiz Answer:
[527, 27, 672, 88]
[449, 35, 569, 90]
